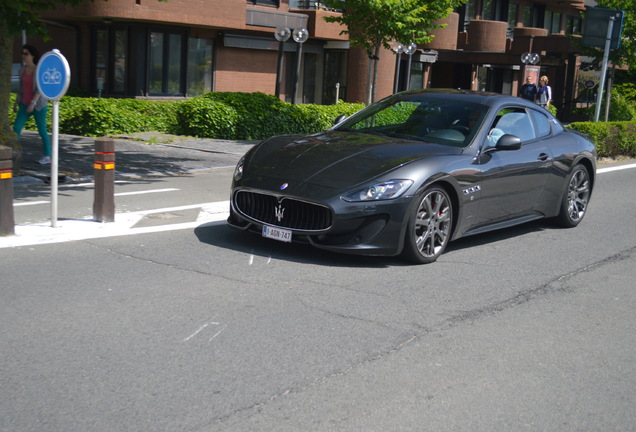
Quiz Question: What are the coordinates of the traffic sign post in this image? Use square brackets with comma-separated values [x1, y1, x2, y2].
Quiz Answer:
[36, 49, 70, 228]
[582, 7, 625, 123]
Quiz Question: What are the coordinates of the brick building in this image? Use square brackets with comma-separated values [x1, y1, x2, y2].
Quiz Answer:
[17, 0, 590, 115]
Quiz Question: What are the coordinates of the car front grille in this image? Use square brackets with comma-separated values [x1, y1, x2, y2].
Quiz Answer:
[234, 191, 333, 231]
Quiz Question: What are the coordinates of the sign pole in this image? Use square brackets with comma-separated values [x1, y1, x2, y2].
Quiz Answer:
[35, 49, 70, 228]
[51, 100, 59, 227]
[594, 16, 615, 122]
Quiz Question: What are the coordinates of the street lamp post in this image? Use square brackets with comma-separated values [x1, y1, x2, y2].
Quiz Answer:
[520, 50, 541, 102]
[391, 42, 404, 93]
[404, 42, 417, 91]
[274, 27, 291, 99]
[291, 28, 309, 104]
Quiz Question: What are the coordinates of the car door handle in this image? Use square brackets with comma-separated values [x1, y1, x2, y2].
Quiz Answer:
[537, 153, 549, 161]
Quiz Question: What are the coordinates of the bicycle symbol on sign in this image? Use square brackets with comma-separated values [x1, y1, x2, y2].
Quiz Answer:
[42, 67, 62, 85]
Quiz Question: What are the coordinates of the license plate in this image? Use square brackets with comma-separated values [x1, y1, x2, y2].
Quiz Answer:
[262, 225, 292, 243]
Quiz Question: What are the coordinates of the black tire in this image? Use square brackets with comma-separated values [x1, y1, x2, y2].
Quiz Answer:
[401, 186, 453, 264]
[555, 164, 591, 228]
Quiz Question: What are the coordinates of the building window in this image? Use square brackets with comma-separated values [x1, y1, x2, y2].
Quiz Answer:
[149, 32, 164, 94]
[187, 38, 213, 96]
[246, 0, 279, 7]
[290, 0, 341, 11]
[522, 5, 532, 27]
[481, 0, 508, 22]
[508, 3, 518, 38]
[95, 28, 108, 95]
[92, 25, 211, 98]
[458, 0, 478, 31]
[114, 29, 127, 93]
[566, 15, 582, 35]
[93, 26, 128, 95]
[323, 49, 348, 104]
[543, 10, 561, 34]
[551, 12, 561, 34]
[149, 31, 185, 96]
[167, 34, 182, 94]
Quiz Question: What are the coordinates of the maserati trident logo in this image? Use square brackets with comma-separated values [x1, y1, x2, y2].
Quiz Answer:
[274, 204, 285, 222]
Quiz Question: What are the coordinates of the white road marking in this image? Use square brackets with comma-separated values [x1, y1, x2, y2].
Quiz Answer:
[183, 322, 212, 342]
[13, 188, 179, 207]
[597, 163, 636, 174]
[209, 323, 227, 342]
[3, 163, 634, 248]
[115, 188, 179, 196]
[183, 321, 226, 343]
[0, 201, 230, 249]
[14, 201, 50, 207]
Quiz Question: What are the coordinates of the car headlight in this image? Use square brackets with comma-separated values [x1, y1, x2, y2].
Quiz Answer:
[233, 156, 245, 182]
[342, 179, 413, 202]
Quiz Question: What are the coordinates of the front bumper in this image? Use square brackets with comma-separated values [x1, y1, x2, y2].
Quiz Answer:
[227, 191, 414, 257]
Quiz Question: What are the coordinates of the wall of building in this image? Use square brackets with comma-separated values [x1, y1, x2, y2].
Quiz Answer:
[215, 45, 278, 93]
[41, 0, 247, 30]
[13, 0, 591, 112]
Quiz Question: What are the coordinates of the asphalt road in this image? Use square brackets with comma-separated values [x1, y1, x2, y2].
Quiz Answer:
[1, 160, 635, 431]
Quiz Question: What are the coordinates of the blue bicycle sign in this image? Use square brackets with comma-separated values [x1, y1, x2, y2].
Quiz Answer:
[42, 68, 63, 85]
[36, 49, 70, 100]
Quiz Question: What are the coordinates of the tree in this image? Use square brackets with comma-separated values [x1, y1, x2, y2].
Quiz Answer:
[0, 0, 165, 173]
[578, 1, 635, 119]
[588, 0, 636, 68]
[0, 0, 91, 172]
[322, 0, 464, 104]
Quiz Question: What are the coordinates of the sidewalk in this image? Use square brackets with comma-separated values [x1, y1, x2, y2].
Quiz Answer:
[1, 201, 231, 249]
[2, 131, 255, 248]
[16, 130, 257, 185]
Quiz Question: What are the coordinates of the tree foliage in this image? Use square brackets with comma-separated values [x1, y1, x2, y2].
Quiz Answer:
[0, 0, 90, 35]
[322, 0, 464, 103]
[0, 0, 165, 173]
[582, 0, 636, 68]
[0, 0, 100, 172]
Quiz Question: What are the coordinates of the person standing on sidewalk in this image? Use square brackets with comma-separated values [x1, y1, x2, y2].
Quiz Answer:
[13, 44, 51, 165]
[519, 76, 537, 102]
[535, 76, 552, 110]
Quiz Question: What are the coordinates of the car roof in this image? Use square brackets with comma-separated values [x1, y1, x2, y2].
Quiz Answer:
[396, 88, 537, 109]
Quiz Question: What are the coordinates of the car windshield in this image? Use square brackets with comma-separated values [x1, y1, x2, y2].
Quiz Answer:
[334, 94, 489, 148]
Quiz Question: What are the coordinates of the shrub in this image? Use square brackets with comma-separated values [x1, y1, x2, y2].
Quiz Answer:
[175, 98, 238, 139]
[613, 83, 636, 101]
[187, 92, 364, 139]
[568, 121, 636, 158]
[58, 97, 180, 136]
[202, 92, 290, 140]
[572, 90, 636, 122]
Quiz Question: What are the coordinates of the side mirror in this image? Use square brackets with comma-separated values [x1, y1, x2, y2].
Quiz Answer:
[334, 114, 347, 125]
[496, 134, 522, 151]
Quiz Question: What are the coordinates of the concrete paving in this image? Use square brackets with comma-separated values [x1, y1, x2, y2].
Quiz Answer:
[14, 130, 257, 185]
[2, 130, 255, 247]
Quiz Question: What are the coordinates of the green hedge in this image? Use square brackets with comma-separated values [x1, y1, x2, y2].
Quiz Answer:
[568, 121, 636, 158]
[8, 92, 364, 140]
[8, 94, 179, 136]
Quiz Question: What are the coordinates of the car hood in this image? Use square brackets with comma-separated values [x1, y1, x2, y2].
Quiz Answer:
[245, 131, 462, 190]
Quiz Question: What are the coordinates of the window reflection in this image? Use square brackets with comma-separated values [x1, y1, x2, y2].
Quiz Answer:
[187, 38, 213, 96]
[149, 32, 164, 94]
[114, 29, 127, 93]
